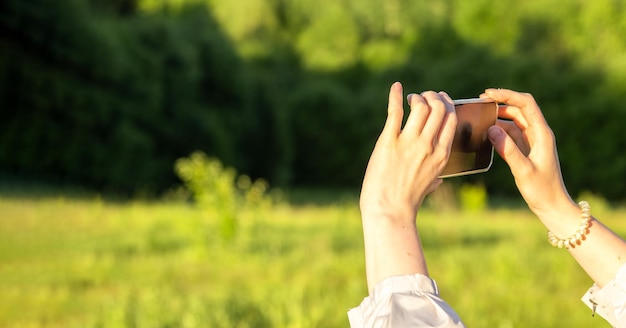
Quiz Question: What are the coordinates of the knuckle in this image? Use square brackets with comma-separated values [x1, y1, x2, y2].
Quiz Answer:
[412, 100, 429, 111]
[521, 92, 538, 104]
[420, 139, 435, 154]
[502, 142, 517, 158]
[431, 100, 446, 113]
[421, 91, 444, 105]
[420, 90, 438, 98]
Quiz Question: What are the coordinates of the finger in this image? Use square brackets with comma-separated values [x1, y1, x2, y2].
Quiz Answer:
[437, 103, 457, 152]
[406, 93, 414, 105]
[403, 92, 430, 134]
[420, 91, 448, 142]
[437, 91, 457, 143]
[496, 119, 530, 155]
[483, 88, 547, 128]
[496, 119, 523, 138]
[492, 97, 552, 147]
[434, 92, 456, 148]
[382, 82, 404, 138]
[438, 91, 453, 104]
[488, 125, 532, 177]
[497, 104, 528, 129]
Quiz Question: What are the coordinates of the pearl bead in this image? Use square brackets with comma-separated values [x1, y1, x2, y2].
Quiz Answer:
[547, 201, 591, 249]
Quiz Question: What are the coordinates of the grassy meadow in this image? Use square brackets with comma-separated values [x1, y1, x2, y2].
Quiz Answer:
[0, 187, 624, 327]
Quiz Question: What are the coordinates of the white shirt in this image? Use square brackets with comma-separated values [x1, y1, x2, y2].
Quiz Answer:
[348, 274, 465, 327]
[582, 263, 626, 327]
[349, 264, 626, 327]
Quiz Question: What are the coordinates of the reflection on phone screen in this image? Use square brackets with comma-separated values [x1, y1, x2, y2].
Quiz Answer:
[439, 100, 497, 178]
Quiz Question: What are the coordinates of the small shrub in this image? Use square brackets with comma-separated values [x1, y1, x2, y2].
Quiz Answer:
[459, 183, 488, 212]
[174, 152, 270, 241]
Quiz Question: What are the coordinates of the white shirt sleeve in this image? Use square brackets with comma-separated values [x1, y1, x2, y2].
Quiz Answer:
[348, 274, 466, 328]
[582, 263, 626, 327]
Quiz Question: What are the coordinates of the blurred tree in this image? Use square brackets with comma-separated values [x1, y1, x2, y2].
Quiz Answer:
[0, 0, 246, 193]
[89, 0, 138, 15]
[2, 0, 626, 201]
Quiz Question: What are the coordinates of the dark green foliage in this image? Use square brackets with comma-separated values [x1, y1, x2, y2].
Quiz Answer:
[2, 0, 626, 201]
[0, 0, 244, 193]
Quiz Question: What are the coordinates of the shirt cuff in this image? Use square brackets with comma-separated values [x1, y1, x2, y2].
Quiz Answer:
[348, 274, 465, 328]
[582, 263, 626, 327]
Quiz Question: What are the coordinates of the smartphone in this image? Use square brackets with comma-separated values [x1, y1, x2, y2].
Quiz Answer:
[439, 98, 498, 178]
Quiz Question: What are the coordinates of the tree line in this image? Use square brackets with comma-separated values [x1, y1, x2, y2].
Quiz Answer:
[1, 0, 626, 201]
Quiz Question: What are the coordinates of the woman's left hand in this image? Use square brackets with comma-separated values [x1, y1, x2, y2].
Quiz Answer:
[360, 82, 457, 224]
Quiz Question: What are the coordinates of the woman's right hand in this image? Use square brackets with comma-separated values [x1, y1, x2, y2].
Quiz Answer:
[481, 88, 577, 220]
[483, 89, 626, 290]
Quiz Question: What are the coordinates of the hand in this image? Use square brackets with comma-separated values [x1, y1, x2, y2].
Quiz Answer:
[360, 82, 457, 224]
[481, 88, 576, 219]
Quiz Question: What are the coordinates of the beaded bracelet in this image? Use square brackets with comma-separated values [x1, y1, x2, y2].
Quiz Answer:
[547, 201, 591, 249]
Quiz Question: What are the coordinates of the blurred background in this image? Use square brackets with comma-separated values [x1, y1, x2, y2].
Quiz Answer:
[2, 1, 626, 327]
[2, 0, 626, 201]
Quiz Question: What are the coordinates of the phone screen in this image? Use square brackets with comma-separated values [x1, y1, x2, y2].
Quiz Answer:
[439, 99, 497, 178]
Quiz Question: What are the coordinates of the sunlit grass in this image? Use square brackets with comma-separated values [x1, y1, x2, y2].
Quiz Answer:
[1, 194, 624, 327]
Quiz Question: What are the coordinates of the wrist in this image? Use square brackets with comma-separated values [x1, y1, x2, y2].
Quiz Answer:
[547, 200, 591, 248]
[526, 190, 576, 221]
[534, 199, 585, 239]
[360, 203, 418, 227]
[360, 209, 427, 290]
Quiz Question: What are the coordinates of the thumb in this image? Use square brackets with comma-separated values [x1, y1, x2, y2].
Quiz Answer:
[488, 126, 530, 176]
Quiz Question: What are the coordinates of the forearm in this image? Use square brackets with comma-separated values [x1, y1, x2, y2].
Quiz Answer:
[356, 84, 455, 295]
[361, 210, 428, 293]
[537, 201, 626, 287]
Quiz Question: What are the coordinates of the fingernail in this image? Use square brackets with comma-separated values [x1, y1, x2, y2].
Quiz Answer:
[407, 93, 414, 103]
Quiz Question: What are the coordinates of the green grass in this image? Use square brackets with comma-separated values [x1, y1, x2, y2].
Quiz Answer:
[1, 192, 624, 327]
